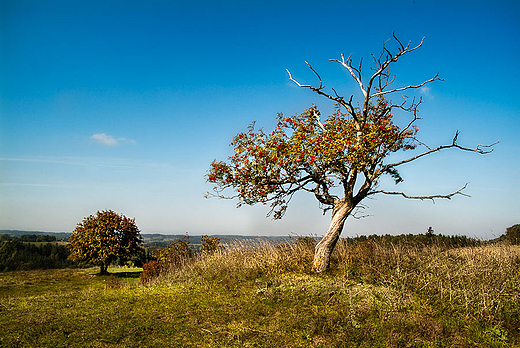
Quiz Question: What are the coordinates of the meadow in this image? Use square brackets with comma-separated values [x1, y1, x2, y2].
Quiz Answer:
[1, 238, 519, 347]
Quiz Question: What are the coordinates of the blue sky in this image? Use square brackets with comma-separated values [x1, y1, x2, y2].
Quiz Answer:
[1, 0, 519, 238]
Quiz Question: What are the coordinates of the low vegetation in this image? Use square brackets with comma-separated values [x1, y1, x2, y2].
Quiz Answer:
[1, 232, 519, 347]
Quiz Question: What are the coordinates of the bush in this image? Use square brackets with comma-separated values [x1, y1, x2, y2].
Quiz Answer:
[201, 235, 221, 255]
[139, 261, 163, 284]
[153, 234, 192, 269]
[506, 224, 520, 245]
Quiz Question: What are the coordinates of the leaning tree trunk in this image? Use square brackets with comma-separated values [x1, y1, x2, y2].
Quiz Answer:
[312, 202, 353, 273]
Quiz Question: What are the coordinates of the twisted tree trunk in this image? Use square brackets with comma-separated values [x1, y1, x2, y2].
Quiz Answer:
[312, 202, 353, 273]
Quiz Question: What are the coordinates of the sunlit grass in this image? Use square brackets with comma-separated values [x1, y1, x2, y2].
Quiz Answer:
[1, 241, 519, 347]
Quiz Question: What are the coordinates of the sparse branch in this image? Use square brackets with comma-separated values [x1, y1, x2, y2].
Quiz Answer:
[409, 137, 432, 150]
[310, 107, 326, 132]
[378, 72, 396, 92]
[398, 98, 421, 135]
[365, 35, 425, 102]
[329, 53, 367, 97]
[372, 73, 442, 98]
[206, 188, 240, 200]
[389, 95, 409, 110]
[286, 66, 360, 122]
[369, 183, 470, 202]
[305, 61, 324, 89]
[384, 134, 496, 170]
[393, 32, 405, 51]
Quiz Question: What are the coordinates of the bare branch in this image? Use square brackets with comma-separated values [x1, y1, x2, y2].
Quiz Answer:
[372, 73, 443, 98]
[350, 204, 371, 219]
[286, 67, 342, 102]
[384, 134, 496, 170]
[397, 98, 421, 135]
[286, 68, 313, 89]
[310, 108, 326, 132]
[393, 31, 405, 51]
[409, 137, 431, 150]
[205, 189, 239, 201]
[286, 66, 360, 122]
[369, 183, 471, 202]
[365, 36, 425, 100]
[379, 73, 396, 92]
[305, 61, 323, 89]
[389, 95, 409, 110]
[329, 53, 367, 97]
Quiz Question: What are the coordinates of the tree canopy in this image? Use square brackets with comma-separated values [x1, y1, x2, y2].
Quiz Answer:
[68, 210, 143, 274]
[208, 98, 417, 220]
[207, 34, 494, 272]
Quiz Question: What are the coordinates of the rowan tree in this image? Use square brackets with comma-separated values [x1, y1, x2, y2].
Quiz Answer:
[68, 210, 143, 274]
[207, 34, 495, 272]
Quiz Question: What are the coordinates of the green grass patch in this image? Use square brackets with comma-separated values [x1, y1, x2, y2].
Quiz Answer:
[1, 242, 519, 347]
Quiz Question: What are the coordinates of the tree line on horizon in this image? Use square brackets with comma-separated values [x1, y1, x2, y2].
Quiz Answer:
[1, 224, 518, 273]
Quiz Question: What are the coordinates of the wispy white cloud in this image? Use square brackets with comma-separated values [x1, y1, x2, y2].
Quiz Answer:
[419, 86, 432, 98]
[122, 137, 137, 145]
[91, 133, 118, 146]
[91, 133, 136, 146]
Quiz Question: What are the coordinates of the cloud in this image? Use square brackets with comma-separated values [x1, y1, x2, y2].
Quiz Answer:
[91, 133, 117, 145]
[419, 86, 432, 98]
[91, 133, 135, 146]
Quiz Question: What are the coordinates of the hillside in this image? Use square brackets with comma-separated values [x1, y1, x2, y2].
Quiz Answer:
[1, 238, 518, 347]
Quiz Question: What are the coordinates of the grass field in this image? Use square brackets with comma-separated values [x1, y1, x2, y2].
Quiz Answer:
[1, 240, 519, 347]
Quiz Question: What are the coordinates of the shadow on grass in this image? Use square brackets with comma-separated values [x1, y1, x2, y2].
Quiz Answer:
[110, 271, 141, 279]
[93, 268, 142, 278]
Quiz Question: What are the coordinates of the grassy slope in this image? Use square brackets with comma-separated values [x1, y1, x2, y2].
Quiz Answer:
[1, 241, 519, 348]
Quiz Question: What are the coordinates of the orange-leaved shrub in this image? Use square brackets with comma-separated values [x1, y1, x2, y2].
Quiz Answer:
[139, 260, 163, 284]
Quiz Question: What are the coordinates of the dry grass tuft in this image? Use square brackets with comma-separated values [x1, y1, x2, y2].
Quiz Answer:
[163, 237, 316, 285]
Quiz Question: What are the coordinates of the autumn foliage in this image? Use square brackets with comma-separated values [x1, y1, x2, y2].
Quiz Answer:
[208, 99, 417, 219]
[68, 210, 143, 274]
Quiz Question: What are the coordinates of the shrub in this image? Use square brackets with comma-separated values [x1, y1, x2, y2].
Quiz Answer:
[201, 235, 221, 255]
[139, 260, 163, 284]
[153, 234, 192, 269]
[506, 224, 520, 245]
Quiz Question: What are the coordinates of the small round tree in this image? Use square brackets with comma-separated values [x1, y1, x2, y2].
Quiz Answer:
[207, 34, 495, 273]
[68, 210, 143, 274]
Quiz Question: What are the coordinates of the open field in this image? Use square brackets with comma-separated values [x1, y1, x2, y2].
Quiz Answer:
[1, 241, 519, 347]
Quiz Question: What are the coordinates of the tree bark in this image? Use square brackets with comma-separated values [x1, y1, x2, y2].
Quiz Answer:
[312, 202, 353, 273]
[100, 262, 108, 275]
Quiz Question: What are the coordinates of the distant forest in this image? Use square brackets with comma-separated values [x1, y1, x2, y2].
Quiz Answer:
[0, 230, 290, 245]
[0, 234, 74, 271]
